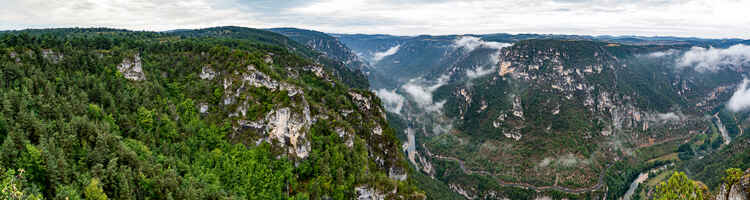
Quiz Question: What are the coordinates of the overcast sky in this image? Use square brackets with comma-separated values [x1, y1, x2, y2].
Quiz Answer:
[1, 0, 749, 39]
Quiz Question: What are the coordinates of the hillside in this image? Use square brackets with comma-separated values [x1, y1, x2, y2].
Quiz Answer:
[0, 28, 423, 199]
[268, 28, 369, 73]
[336, 32, 750, 199]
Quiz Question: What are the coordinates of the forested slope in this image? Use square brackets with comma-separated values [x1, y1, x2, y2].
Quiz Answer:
[0, 28, 422, 199]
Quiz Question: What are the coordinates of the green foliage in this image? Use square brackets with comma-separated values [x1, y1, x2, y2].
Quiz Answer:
[0, 169, 44, 200]
[721, 168, 744, 187]
[0, 28, 419, 199]
[84, 178, 107, 200]
[677, 143, 695, 160]
[605, 158, 670, 198]
[654, 172, 706, 200]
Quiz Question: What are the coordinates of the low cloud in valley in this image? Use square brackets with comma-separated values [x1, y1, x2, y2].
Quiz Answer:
[371, 44, 401, 63]
[401, 75, 449, 113]
[453, 36, 511, 52]
[677, 44, 750, 72]
[727, 78, 750, 112]
[374, 88, 406, 114]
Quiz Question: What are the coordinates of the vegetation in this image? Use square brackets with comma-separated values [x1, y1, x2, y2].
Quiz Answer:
[654, 172, 708, 200]
[0, 28, 421, 199]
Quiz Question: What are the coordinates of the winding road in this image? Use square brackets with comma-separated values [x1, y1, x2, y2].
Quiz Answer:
[433, 154, 614, 194]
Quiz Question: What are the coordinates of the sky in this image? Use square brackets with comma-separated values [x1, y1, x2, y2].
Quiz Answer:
[1, 0, 749, 39]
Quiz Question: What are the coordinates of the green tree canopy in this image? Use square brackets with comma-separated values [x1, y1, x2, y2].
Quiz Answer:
[654, 172, 707, 200]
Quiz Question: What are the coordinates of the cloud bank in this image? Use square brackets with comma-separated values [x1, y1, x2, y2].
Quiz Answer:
[453, 36, 511, 52]
[677, 44, 750, 72]
[727, 78, 750, 112]
[2, 0, 750, 38]
[371, 44, 401, 63]
[374, 88, 405, 114]
[401, 75, 449, 113]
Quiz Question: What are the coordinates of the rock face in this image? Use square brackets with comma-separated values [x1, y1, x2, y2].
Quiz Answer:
[717, 184, 729, 200]
[117, 54, 146, 81]
[200, 66, 216, 80]
[715, 169, 750, 200]
[728, 183, 747, 200]
[355, 186, 386, 200]
[265, 107, 312, 158]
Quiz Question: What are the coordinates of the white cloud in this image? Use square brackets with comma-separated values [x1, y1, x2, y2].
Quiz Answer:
[647, 49, 677, 58]
[374, 88, 405, 114]
[371, 44, 401, 63]
[677, 44, 750, 72]
[283, 0, 750, 39]
[2, 0, 750, 38]
[401, 75, 449, 113]
[459, 39, 506, 80]
[656, 112, 681, 121]
[453, 36, 511, 52]
[0, 0, 260, 31]
[727, 78, 750, 112]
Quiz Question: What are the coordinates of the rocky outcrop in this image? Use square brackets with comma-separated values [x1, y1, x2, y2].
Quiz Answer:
[200, 65, 216, 80]
[715, 169, 750, 200]
[449, 184, 476, 199]
[355, 186, 386, 200]
[266, 107, 312, 158]
[728, 183, 747, 200]
[117, 54, 146, 81]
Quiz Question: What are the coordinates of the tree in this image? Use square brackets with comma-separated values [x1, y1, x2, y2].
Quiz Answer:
[84, 178, 107, 200]
[0, 169, 43, 200]
[654, 172, 707, 200]
[721, 168, 744, 187]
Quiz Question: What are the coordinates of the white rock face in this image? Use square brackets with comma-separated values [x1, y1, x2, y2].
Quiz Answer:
[243, 69, 279, 89]
[336, 127, 354, 148]
[265, 107, 312, 158]
[504, 129, 522, 141]
[373, 125, 383, 136]
[200, 66, 216, 80]
[349, 91, 372, 111]
[264, 54, 273, 64]
[728, 183, 747, 200]
[355, 186, 385, 200]
[198, 103, 209, 114]
[449, 184, 475, 199]
[309, 65, 326, 78]
[717, 184, 729, 200]
[512, 95, 524, 119]
[117, 54, 146, 81]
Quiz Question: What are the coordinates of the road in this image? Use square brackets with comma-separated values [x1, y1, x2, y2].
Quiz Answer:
[433, 154, 614, 194]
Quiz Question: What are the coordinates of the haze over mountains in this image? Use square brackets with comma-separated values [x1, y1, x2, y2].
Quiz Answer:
[1, 21, 750, 200]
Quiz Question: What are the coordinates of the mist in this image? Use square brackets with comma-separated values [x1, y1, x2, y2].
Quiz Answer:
[677, 44, 750, 72]
[727, 78, 750, 112]
[401, 75, 449, 113]
[372, 44, 401, 63]
[453, 36, 511, 52]
[374, 88, 406, 114]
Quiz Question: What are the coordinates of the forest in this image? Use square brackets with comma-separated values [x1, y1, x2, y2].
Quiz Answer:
[0, 28, 422, 199]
